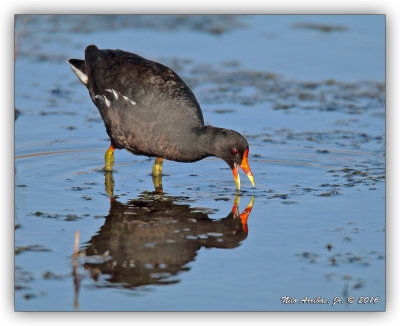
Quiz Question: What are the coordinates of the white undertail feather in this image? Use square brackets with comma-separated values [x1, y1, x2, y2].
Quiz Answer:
[67, 61, 88, 85]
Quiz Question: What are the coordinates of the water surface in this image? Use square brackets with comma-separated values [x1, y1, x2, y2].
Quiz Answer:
[15, 15, 385, 311]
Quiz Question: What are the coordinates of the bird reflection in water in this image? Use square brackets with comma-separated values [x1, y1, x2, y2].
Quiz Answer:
[77, 171, 254, 295]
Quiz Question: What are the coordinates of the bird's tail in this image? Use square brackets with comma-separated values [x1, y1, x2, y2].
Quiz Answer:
[67, 59, 87, 85]
[85, 44, 99, 64]
[67, 45, 100, 88]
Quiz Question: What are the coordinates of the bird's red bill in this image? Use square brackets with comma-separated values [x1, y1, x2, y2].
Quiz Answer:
[240, 149, 253, 177]
[241, 149, 255, 187]
[232, 149, 255, 190]
[232, 163, 240, 190]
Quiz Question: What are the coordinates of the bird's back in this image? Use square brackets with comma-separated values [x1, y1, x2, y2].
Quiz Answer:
[77, 45, 206, 160]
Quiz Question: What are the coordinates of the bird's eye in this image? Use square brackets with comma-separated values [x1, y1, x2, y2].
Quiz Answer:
[233, 149, 239, 155]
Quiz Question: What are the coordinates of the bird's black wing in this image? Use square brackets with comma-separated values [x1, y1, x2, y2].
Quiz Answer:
[84, 45, 204, 126]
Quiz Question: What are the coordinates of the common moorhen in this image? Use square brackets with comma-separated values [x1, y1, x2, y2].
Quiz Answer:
[68, 45, 254, 190]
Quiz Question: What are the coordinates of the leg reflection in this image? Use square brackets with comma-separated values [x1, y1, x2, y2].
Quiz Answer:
[105, 171, 115, 198]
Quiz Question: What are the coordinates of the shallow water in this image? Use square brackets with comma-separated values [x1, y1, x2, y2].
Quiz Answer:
[15, 15, 385, 311]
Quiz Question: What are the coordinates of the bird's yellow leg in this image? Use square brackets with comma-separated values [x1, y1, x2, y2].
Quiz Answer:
[152, 157, 163, 176]
[104, 145, 115, 172]
[152, 157, 163, 192]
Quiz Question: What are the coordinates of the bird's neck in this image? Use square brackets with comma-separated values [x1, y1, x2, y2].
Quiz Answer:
[194, 126, 227, 160]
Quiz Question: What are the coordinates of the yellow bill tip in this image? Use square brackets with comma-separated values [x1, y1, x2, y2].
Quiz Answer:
[247, 174, 255, 187]
[233, 163, 241, 191]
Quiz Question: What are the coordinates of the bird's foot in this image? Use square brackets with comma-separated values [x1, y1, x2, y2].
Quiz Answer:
[152, 176, 163, 193]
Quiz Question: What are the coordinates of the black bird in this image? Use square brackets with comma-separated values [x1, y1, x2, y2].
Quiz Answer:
[68, 45, 254, 190]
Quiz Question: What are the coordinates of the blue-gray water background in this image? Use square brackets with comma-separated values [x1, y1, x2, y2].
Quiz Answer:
[15, 15, 385, 311]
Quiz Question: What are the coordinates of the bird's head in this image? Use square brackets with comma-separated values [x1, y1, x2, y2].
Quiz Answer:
[213, 129, 255, 191]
